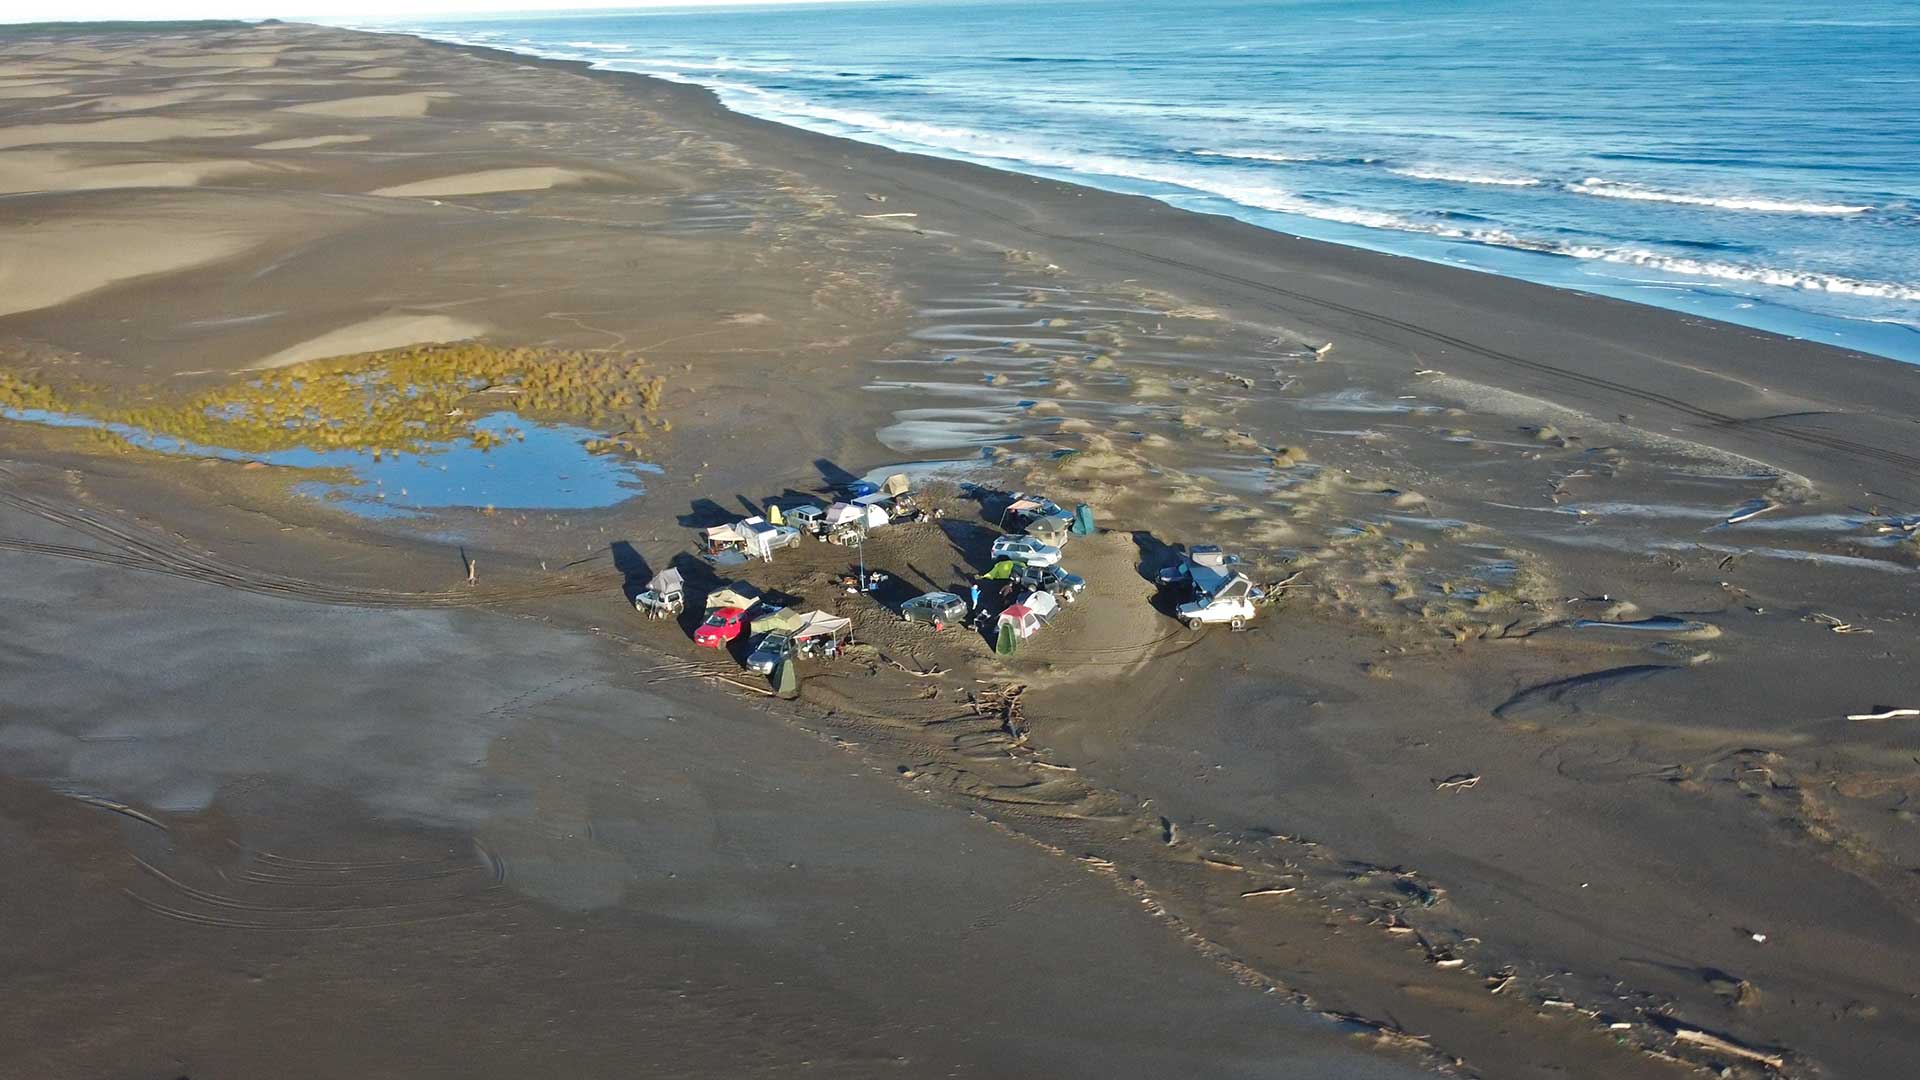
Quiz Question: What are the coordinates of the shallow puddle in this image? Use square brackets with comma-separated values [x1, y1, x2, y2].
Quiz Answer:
[2, 407, 659, 518]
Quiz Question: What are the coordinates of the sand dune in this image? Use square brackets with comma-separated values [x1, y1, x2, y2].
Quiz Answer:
[0, 212, 270, 317]
[85, 88, 256, 113]
[249, 312, 489, 369]
[368, 166, 610, 198]
[346, 67, 407, 79]
[0, 115, 268, 150]
[131, 51, 287, 70]
[0, 83, 70, 100]
[254, 134, 371, 150]
[281, 91, 452, 119]
[0, 150, 267, 194]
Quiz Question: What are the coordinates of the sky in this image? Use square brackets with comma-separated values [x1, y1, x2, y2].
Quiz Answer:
[0, 0, 871, 24]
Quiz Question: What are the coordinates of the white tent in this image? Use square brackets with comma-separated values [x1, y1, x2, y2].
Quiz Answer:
[791, 611, 854, 642]
[825, 502, 888, 529]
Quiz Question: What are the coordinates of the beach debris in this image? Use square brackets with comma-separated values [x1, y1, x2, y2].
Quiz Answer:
[1312, 342, 1334, 361]
[1433, 773, 1481, 792]
[1847, 707, 1919, 722]
[1412, 368, 1443, 376]
[1241, 886, 1297, 898]
[1660, 1022, 1788, 1070]
[968, 683, 1028, 737]
[1721, 499, 1778, 526]
[1806, 612, 1872, 634]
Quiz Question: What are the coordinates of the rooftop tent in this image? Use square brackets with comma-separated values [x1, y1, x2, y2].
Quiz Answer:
[824, 502, 864, 526]
[982, 559, 1018, 580]
[851, 492, 890, 507]
[751, 606, 806, 635]
[791, 611, 854, 642]
[830, 501, 889, 529]
[881, 472, 912, 497]
[1072, 503, 1096, 536]
[1026, 515, 1070, 545]
[766, 504, 786, 527]
[702, 522, 748, 544]
[1213, 573, 1253, 602]
[706, 582, 764, 610]
[647, 568, 685, 594]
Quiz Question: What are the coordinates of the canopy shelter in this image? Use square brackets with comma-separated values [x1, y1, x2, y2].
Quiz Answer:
[706, 582, 764, 611]
[702, 522, 749, 546]
[751, 606, 806, 635]
[792, 611, 853, 642]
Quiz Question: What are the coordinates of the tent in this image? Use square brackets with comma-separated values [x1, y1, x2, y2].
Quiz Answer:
[1072, 504, 1096, 536]
[766, 504, 786, 527]
[646, 568, 684, 594]
[995, 620, 1018, 655]
[982, 559, 1019, 581]
[773, 658, 799, 699]
[881, 473, 912, 497]
[1026, 515, 1070, 546]
[826, 502, 888, 529]
[706, 582, 764, 611]
[751, 606, 805, 636]
[702, 522, 748, 545]
[791, 611, 854, 642]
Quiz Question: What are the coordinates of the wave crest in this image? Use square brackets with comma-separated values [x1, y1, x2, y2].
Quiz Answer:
[1388, 167, 1541, 187]
[1568, 178, 1873, 215]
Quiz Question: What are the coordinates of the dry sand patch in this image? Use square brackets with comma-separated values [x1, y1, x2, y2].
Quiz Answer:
[0, 209, 279, 318]
[84, 88, 243, 113]
[0, 150, 268, 194]
[131, 51, 286, 70]
[249, 312, 490, 369]
[367, 166, 613, 198]
[0, 116, 269, 150]
[0, 84, 70, 100]
[345, 67, 407, 79]
[253, 133, 371, 150]
[280, 91, 452, 119]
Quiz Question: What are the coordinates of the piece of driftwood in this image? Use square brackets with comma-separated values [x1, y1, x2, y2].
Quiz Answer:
[1434, 773, 1481, 792]
[1241, 886, 1297, 898]
[1847, 707, 1919, 722]
[1670, 1027, 1786, 1070]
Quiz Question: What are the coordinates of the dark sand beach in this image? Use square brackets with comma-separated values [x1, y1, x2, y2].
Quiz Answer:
[2, 21, 1917, 1080]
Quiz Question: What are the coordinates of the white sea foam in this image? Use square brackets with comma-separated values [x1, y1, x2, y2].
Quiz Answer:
[1189, 148, 1318, 164]
[1388, 167, 1541, 187]
[1568, 178, 1873, 215]
[563, 41, 632, 51]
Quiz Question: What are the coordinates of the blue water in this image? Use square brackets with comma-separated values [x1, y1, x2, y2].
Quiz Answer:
[1, 408, 660, 518]
[350, 0, 1920, 362]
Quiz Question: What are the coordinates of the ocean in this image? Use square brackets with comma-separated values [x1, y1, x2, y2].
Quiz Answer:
[344, 0, 1920, 363]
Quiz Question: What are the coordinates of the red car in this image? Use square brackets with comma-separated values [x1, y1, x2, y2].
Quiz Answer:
[694, 606, 748, 648]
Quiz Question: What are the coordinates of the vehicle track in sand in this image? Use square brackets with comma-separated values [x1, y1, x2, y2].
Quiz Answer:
[0, 473, 616, 610]
[853, 168, 1920, 477]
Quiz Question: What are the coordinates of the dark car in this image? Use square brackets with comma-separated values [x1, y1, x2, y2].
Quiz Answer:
[747, 630, 797, 674]
[1011, 563, 1085, 603]
[901, 591, 968, 629]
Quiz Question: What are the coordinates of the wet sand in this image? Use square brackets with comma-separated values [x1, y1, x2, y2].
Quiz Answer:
[3, 21, 1918, 1080]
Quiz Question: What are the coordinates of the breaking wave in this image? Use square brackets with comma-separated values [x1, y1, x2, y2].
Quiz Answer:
[1567, 178, 1874, 215]
[1388, 167, 1542, 187]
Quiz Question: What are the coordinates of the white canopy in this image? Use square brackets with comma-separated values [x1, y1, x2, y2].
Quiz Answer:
[792, 611, 854, 642]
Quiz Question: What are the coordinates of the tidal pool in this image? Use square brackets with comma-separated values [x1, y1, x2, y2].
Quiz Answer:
[2, 407, 659, 518]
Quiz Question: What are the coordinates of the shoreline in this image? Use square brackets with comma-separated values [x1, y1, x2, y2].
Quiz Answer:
[375, 22, 1920, 366]
[410, 29, 1920, 505]
[6, 22, 1920, 1080]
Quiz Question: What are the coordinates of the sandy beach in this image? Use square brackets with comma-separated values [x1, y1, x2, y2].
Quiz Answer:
[3, 21, 1917, 1080]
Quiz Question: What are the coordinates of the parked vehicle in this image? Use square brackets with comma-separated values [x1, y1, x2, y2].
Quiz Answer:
[1155, 544, 1241, 590]
[1000, 492, 1063, 530]
[702, 516, 800, 562]
[902, 591, 968, 629]
[785, 504, 827, 537]
[1011, 563, 1085, 603]
[746, 630, 797, 674]
[694, 606, 749, 648]
[632, 568, 686, 619]
[991, 535, 1062, 567]
[1177, 572, 1264, 630]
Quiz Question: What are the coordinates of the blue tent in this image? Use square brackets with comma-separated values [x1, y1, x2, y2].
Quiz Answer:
[1071, 503, 1097, 536]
